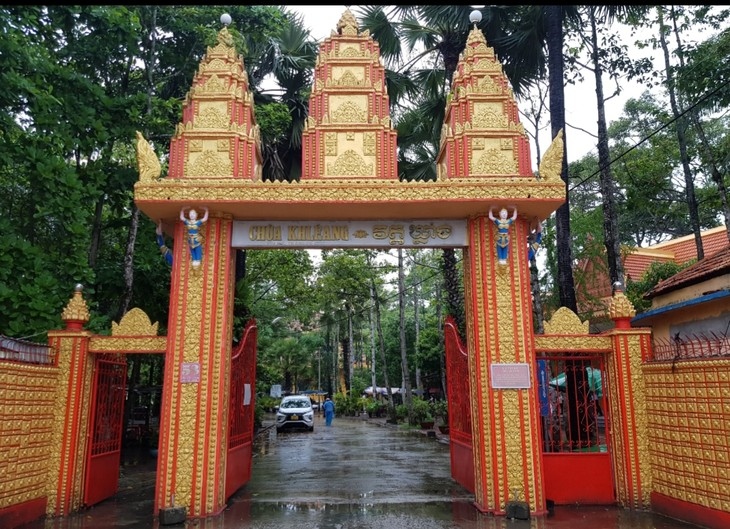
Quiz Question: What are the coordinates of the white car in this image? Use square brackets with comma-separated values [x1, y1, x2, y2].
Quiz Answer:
[276, 395, 315, 433]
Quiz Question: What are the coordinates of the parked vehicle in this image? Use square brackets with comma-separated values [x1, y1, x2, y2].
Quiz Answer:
[276, 395, 315, 433]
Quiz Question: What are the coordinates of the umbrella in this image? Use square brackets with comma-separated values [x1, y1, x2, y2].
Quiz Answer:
[549, 367, 602, 398]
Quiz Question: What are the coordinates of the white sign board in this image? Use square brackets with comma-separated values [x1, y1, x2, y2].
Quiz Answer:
[232, 220, 468, 249]
[490, 363, 531, 389]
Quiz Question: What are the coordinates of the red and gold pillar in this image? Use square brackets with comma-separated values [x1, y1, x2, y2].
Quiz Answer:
[155, 214, 236, 518]
[46, 286, 93, 516]
[464, 215, 546, 515]
[606, 290, 652, 508]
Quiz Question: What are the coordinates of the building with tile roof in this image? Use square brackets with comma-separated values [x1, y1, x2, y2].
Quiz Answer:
[576, 225, 729, 330]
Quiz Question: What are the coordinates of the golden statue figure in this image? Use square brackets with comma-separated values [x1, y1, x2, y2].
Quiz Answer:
[135, 131, 162, 182]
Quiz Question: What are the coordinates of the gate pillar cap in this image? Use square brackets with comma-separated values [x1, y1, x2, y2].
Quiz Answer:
[61, 284, 90, 329]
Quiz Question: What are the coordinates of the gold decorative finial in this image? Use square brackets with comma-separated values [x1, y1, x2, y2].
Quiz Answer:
[61, 284, 90, 325]
[538, 129, 564, 181]
[336, 9, 359, 36]
[609, 284, 636, 320]
[216, 25, 234, 48]
[135, 131, 162, 182]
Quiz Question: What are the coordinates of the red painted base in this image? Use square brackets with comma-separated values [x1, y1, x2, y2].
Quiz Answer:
[449, 437, 474, 494]
[0, 497, 47, 529]
[652, 491, 730, 529]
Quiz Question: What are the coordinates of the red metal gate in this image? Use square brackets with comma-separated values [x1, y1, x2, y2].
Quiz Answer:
[84, 355, 127, 507]
[225, 319, 257, 499]
[444, 316, 474, 493]
[536, 353, 614, 504]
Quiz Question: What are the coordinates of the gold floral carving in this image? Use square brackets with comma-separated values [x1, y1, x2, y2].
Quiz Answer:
[136, 178, 566, 202]
[325, 132, 338, 156]
[543, 307, 590, 334]
[200, 58, 228, 73]
[186, 149, 233, 177]
[472, 58, 502, 72]
[474, 75, 502, 94]
[331, 100, 367, 123]
[194, 104, 230, 129]
[332, 68, 366, 87]
[111, 307, 159, 336]
[194, 74, 228, 95]
[472, 105, 508, 129]
[327, 149, 373, 177]
[89, 336, 167, 353]
[473, 138, 485, 150]
[538, 129, 564, 181]
[535, 335, 611, 351]
[135, 131, 162, 182]
[609, 291, 636, 319]
[338, 44, 362, 57]
[374, 80, 382, 92]
[470, 148, 517, 174]
[363, 132, 376, 155]
[61, 286, 90, 323]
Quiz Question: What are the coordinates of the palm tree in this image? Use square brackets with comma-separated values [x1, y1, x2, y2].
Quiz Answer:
[357, 6, 549, 336]
[245, 10, 318, 181]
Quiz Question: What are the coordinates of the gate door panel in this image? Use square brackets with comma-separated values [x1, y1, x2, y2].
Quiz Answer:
[225, 320, 257, 500]
[84, 355, 127, 507]
[444, 316, 474, 494]
[538, 354, 614, 504]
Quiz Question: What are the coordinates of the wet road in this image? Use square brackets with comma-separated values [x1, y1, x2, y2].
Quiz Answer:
[22, 414, 701, 529]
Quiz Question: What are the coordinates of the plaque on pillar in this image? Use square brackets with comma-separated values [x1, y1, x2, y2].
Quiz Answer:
[490, 363, 531, 389]
[180, 362, 201, 383]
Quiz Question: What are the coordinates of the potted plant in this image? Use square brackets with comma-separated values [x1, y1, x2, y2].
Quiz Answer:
[432, 400, 449, 434]
[411, 398, 434, 429]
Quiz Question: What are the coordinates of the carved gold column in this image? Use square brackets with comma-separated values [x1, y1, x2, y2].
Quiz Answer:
[46, 285, 93, 516]
[155, 215, 235, 518]
[464, 216, 546, 515]
[607, 289, 652, 508]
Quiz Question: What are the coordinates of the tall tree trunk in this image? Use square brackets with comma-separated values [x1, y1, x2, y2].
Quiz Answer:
[398, 249, 413, 423]
[119, 6, 159, 318]
[441, 249, 465, 336]
[118, 205, 141, 318]
[669, 7, 730, 243]
[435, 275, 447, 399]
[413, 276, 422, 395]
[546, 5, 578, 312]
[369, 281, 378, 398]
[658, 6, 703, 259]
[371, 276, 396, 421]
[589, 8, 624, 289]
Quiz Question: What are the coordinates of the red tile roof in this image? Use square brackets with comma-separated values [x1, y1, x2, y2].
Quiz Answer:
[646, 244, 730, 299]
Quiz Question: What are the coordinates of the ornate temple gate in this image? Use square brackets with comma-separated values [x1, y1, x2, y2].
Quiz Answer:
[83, 355, 127, 507]
[129, 8, 653, 522]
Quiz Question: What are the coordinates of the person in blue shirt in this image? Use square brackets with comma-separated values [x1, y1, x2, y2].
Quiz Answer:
[322, 397, 335, 426]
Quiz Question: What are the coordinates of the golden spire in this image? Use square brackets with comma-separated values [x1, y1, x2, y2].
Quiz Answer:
[336, 9, 359, 36]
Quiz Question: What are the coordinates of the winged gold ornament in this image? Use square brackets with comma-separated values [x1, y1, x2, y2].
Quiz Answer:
[135, 131, 162, 182]
[538, 128, 564, 181]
